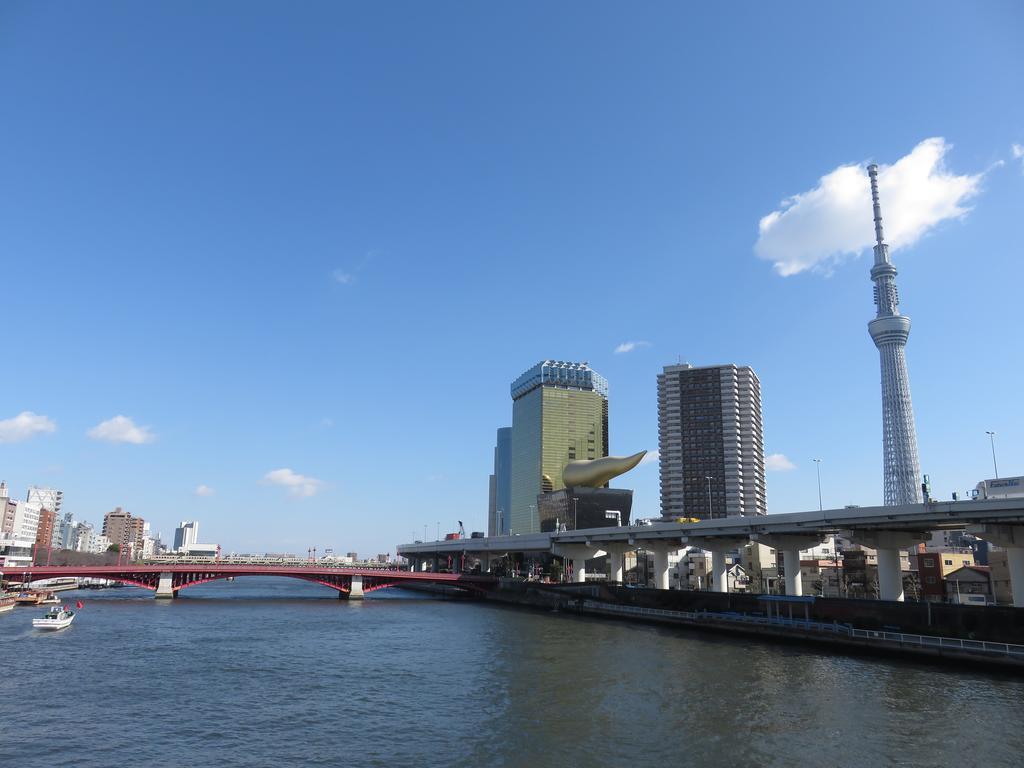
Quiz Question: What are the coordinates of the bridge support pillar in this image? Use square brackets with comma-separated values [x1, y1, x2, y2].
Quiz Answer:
[155, 572, 175, 599]
[349, 574, 364, 600]
[552, 544, 606, 584]
[603, 544, 630, 583]
[690, 537, 748, 593]
[652, 547, 671, 590]
[1008, 549, 1024, 609]
[876, 548, 902, 602]
[643, 541, 684, 590]
[751, 535, 824, 597]
[968, 524, 1024, 607]
[709, 548, 728, 593]
[843, 530, 927, 602]
[782, 550, 802, 597]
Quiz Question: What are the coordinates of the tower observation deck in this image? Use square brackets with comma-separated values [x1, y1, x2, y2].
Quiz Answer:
[867, 163, 922, 505]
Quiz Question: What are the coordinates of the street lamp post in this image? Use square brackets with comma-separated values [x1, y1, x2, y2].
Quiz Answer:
[423, 524, 427, 542]
[436, 521, 440, 541]
[814, 458, 823, 511]
[572, 497, 579, 530]
[986, 431, 999, 478]
[704, 476, 714, 518]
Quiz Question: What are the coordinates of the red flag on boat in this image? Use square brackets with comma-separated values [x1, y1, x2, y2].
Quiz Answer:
[75, 600, 84, 609]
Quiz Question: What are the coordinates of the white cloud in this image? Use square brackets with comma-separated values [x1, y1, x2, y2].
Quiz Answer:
[614, 340, 651, 354]
[765, 453, 797, 471]
[639, 450, 659, 466]
[0, 411, 57, 443]
[195, 484, 215, 497]
[332, 269, 354, 285]
[1013, 143, 1024, 170]
[755, 138, 984, 276]
[262, 468, 323, 498]
[87, 415, 156, 444]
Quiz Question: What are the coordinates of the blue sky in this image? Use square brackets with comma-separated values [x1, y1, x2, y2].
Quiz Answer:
[2, 2, 1022, 555]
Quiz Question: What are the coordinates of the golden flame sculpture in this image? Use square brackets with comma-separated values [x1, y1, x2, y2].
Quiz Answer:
[561, 450, 647, 488]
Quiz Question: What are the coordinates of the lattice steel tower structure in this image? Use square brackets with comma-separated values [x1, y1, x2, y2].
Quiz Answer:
[867, 163, 922, 505]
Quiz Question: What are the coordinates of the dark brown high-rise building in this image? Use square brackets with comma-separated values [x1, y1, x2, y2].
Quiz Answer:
[34, 508, 56, 548]
[657, 363, 766, 519]
[102, 507, 146, 554]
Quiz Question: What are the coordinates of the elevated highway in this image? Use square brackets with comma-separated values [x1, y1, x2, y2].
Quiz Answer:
[398, 499, 1024, 604]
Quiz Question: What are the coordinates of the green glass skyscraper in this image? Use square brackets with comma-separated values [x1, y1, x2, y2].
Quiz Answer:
[509, 361, 609, 533]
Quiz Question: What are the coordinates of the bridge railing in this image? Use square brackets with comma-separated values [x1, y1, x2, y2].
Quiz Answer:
[848, 628, 1024, 658]
[580, 600, 1024, 660]
[141, 557, 401, 569]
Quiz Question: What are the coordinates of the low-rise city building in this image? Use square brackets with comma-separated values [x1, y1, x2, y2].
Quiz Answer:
[945, 565, 994, 605]
[0, 533, 33, 566]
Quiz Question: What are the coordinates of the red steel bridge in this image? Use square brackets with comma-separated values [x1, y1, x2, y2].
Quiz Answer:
[0, 564, 496, 599]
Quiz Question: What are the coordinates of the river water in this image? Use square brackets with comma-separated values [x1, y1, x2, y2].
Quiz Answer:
[1, 578, 1022, 767]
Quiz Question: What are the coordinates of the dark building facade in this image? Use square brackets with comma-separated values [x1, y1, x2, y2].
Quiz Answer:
[537, 487, 633, 532]
[916, 552, 946, 601]
[490, 427, 512, 535]
[657, 363, 766, 519]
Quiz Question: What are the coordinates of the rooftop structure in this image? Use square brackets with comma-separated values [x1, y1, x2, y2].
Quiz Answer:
[510, 360, 608, 400]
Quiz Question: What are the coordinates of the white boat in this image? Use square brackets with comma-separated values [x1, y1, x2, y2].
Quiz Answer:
[32, 607, 76, 630]
[0, 594, 15, 613]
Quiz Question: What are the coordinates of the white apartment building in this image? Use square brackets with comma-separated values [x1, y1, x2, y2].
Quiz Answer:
[174, 520, 200, 552]
[26, 487, 63, 515]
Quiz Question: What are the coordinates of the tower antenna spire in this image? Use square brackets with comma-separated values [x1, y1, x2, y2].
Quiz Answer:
[867, 163, 885, 248]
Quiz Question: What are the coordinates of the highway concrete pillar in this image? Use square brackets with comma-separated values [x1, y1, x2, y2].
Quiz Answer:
[635, 541, 683, 590]
[155, 572, 175, 599]
[710, 548, 728, 593]
[609, 555, 623, 583]
[967, 525, 1024, 607]
[551, 544, 606, 584]
[652, 548, 670, 590]
[603, 544, 630, 583]
[690, 538, 748, 593]
[752, 535, 824, 597]
[1007, 549, 1024, 608]
[349, 574, 364, 600]
[782, 549, 802, 597]
[843, 530, 927, 602]
[876, 548, 903, 602]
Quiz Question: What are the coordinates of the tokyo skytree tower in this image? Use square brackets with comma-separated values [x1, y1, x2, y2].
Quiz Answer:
[867, 163, 923, 505]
